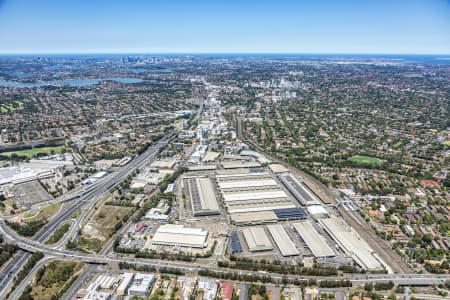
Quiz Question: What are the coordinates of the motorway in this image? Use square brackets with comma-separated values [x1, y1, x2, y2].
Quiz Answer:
[1, 219, 450, 288]
[0, 133, 174, 298]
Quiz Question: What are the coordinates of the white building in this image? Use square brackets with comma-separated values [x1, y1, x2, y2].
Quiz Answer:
[128, 273, 155, 297]
[152, 224, 209, 248]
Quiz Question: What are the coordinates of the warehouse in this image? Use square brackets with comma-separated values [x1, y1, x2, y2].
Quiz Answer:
[267, 224, 299, 257]
[277, 174, 321, 206]
[230, 211, 278, 225]
[216, 170, 296, 215]
[274, 207, 307, 220]
[222, 189, 295, 214]
[242, 227, 273, 252]
[319, 218, 383, 271]
[152, 224, 208, 248]
[307, 205, 329, 219]
[222, 190, 288, 202]
[216, 172, 271, 181]
[230, 232, 243, 253]
[217, 178, 279, 191]
[221, 161, 261, 169]
[117, 273, 134, 296]
[128, 273, 155, 297]
[240, 150, 271, 164]
[292, 221, 335, 258]
[185, 177, 220, 216]
[268, 163, 289, 174]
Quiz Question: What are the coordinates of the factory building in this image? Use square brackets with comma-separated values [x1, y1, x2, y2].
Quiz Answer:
[242, 227, 273, 252]
[185, 177, 220, 216]
[216, 170, 297, 223]
[266, 224, 299, 257]
[221, 190, 295, 214]
[198, 278, 219, 300]
[319, 217, 383, 271]
[239, 150, 271, 164]
[230, 211, 278, 225]
[128, 273, 155, 297]
[291, 221, 335, 258]
[216, 178, 279, 192]
[117, 273, 134, 296]
[152, 224, 208, 248]
[306, 205, 329, 219]
[216, 171, 272, 182]
[221, 161, 261, 169]
[277, 174, 321, 206]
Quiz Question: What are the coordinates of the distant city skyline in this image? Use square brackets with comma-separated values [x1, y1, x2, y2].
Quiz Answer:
[0, 0, 449, 54]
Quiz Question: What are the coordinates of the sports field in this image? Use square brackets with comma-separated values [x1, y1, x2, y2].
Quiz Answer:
[348, 155, 383, 167]
[0, 146, 66, 158]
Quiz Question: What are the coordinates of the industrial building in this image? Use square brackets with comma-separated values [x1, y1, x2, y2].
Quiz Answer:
[216, 178, 279, 191]
[216, 170, 297, 222]
[319, 217, 383, 271]
[152, 224, 209, 248]
[277, 174, 321, 206]
[242, 227, 273, 252]
[198, 278, 218, 300]
[128, 273, 155, 297]
[221, 161, 261, 169]
[185, 177, 220, 216]
[144, 207, 169, 222]
[221, 190, 295, 214]
[230, 232, 243, 253]
[266, 224, 299, 257]
[268, 163, 288, 174]
[239, 150, 271, 164]
[273, 207, 307, 220]
[291, 221, 335, 258]
[230, 211, 278, 225]
[0, 165, 57, 186]
[117, 273, 134, 296]
[216, 171, 271, 182]
[306, 205, 329, 219]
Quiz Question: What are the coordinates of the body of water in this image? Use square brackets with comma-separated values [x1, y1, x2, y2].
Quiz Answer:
[0, 77, 144, 87]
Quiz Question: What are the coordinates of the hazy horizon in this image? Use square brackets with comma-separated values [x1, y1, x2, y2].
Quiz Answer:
[0, 0, 449, 55]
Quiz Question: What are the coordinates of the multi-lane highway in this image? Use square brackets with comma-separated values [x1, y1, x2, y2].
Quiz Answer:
[4, 222, 450, 286]
[1, 220, 450, 288]
[0, 133, 174, 298]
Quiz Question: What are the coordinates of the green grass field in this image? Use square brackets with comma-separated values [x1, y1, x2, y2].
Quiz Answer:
[0, 100, 24, 114]
[442, 141, 450, 147]
[391, 141, 402, 149]
[0, 146, 66, 158]
[23, 203, 62, 221]
[348, 155, 383, 167]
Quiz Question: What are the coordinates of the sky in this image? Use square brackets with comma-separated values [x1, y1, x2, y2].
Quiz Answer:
[0, 0, 449, 54]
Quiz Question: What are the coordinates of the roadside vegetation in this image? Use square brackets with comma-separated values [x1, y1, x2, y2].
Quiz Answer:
[45, 223, 70, 245]
[18, 260, 82, 300]
[0, 234, 18, 268]
[6, 218, 48, 237]
[6, 252, 44, 299]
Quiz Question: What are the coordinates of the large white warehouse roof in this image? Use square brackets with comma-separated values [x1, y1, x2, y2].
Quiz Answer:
[217, 179, 278, 190]
[223, 190, 288, 202]
[267, 224, 299, 257]
[319, 218, 383, 271]
[152, 224, 208, 248]
[292, 221, 335, 258]
[242, 227, 273, 252]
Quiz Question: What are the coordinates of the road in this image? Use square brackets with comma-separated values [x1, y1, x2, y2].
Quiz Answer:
[1, 220, 450, 288]
[0, 132, 175, 298]
[7, 256, 56, 300]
